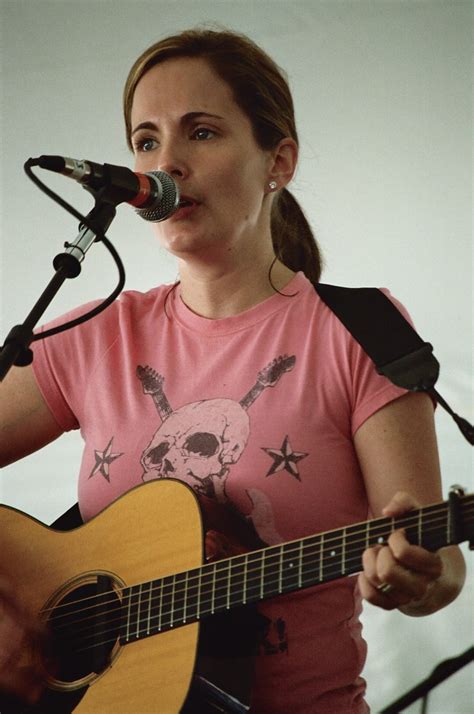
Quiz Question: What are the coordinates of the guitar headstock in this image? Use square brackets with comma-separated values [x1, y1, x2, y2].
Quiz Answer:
[449, 485, 474, 550]
[136, 365, 165, 394]
[256, 355, 296, 388]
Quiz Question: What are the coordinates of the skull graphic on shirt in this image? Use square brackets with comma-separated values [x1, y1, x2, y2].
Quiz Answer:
[137, 355, 296, 501]
[140, 398, 250, 499]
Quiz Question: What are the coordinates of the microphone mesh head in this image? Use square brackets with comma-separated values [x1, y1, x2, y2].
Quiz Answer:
[135, 171, 180, 222]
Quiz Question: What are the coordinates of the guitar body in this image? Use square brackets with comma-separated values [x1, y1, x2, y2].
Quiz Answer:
[0, 480, 203, 713]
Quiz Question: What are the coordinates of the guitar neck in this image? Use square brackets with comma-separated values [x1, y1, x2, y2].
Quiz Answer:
[120, 493, 473, 645]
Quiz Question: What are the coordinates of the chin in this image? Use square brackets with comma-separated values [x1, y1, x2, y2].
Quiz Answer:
[157, 230, 210, 257]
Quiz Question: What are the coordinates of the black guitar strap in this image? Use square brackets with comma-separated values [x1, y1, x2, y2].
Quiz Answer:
[314, 282, 473, 445]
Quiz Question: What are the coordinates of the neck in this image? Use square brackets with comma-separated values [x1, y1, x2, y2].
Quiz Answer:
[177, 257, 296, 319]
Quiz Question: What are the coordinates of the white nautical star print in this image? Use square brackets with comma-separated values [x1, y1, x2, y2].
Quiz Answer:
[262, 435, 308, 480]
[89, 437, 123, 482]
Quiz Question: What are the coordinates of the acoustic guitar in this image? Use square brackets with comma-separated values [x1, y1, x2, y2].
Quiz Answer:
[0, 479, 472, 713]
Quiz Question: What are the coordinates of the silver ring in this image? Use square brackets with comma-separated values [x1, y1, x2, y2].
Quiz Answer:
[377, 582, 394, 595]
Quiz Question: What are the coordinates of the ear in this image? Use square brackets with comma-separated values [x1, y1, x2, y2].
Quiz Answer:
[267, 138, 298, 190]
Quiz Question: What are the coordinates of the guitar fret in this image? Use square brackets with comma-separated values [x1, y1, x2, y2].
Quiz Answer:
[319, 535, 324, 582]
[298, 541, 303, 589]
[214, 560, 231, 612]
[367, 518, 390, 548]
[262, 549, 280, 598]
[112, 495, 469, 650]
[229, 557, 245, 608]
[243, 554, 248, 604]
[244, 551, 263, 603]
[183, 572, 188, 623]
[298, 537, 314, 588]
[170, 576, 176, 627]
[211, 564, 215, 614]
[278, 547, 283, 593]
[184, 567, 199, 621]
[126, 587, 132, 641]
[136, 583, 142, 638]
[147, 582, 152, 635]
[127, 585, 142, 641]
[160, 575, 174, 630]
[197, 567, 202, 618]
[344, 523, 366, 576]
[323, 538, 342, 582]
[155, 579, 163, 633]
[196, 563, 215, 618]
[281, 542, 299, 593]
[341, 529, 346, 576]
[172, 573, 186, 627]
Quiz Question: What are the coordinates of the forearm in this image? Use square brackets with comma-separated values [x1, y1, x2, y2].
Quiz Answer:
[399, 545, 466, 617]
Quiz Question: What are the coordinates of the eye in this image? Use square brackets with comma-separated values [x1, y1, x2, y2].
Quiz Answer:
[183, 432, 219, 457]
[191, 127, 216, 141]
[133, 137, 158, 153]
[146, 441, 170, 464]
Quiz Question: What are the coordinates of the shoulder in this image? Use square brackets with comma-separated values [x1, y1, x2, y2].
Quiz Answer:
[36, 283, 171, 342]
[31, 283, 172, 384]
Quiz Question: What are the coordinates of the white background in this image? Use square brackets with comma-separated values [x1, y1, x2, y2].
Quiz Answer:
[0, 1, 472, 711]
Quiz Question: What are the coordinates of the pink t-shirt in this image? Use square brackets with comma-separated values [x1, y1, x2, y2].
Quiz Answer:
[32, 272, 409, 713]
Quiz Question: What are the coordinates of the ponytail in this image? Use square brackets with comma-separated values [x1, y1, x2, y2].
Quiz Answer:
[271, 189, 322, 283]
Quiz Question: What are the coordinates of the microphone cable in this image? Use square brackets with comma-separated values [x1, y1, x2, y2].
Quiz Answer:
[23, 157, 126, 342]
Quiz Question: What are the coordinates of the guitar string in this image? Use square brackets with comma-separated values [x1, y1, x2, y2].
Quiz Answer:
[43, 502, 473, 630]
[41, 503, 455, 623]
[57, 513, 474, 658]
[69, 507, 472, 657]
[47, 508, 474, 652]
[45, 504, 473, 644]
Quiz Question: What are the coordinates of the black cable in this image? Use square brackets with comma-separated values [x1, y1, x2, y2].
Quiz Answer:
[23, 158, 126, 341]
[24, 158, 106, 241]
[31, 235, 125, 340]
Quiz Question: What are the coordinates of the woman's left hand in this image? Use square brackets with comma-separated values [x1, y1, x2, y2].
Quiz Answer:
[358, 491, 444, 611]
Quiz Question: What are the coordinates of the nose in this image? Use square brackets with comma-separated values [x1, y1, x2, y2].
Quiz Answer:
[156, 137, 189, 180]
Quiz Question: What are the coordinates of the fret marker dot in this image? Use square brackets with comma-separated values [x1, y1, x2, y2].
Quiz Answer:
[377, 537, 384, 544]
[331, 550, 336, 557]
[289, 562, 294, 568]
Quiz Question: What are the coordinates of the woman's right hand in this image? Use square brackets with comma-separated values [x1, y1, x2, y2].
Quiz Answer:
[0, 575, 49, 705]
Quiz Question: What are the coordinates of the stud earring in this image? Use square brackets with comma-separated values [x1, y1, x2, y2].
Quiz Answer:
[268, 180, 278, 191]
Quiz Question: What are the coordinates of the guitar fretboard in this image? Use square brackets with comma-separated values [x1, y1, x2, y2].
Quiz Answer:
[118, 495, 473, 645]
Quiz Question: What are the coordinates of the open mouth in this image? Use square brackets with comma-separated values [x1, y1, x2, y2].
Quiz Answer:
[178, 197, 196, 208]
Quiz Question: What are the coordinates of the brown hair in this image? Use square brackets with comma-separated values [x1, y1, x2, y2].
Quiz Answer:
[123, 28, 322, 282]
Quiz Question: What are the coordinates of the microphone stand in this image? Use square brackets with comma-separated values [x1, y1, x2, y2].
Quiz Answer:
[380, 646, 474, 713]
[0, 200, 117, 382]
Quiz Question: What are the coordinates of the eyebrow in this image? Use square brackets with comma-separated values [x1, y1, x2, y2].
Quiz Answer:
[131, 111, 225, 136]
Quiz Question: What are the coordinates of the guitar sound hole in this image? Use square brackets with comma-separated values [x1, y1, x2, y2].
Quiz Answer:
[47, 577, 122, 684]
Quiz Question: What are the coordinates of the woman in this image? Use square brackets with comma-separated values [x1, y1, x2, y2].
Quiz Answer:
[0, 29, 465, 712]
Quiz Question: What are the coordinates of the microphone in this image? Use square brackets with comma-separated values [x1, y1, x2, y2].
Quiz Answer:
[35, 155, 180, 222]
